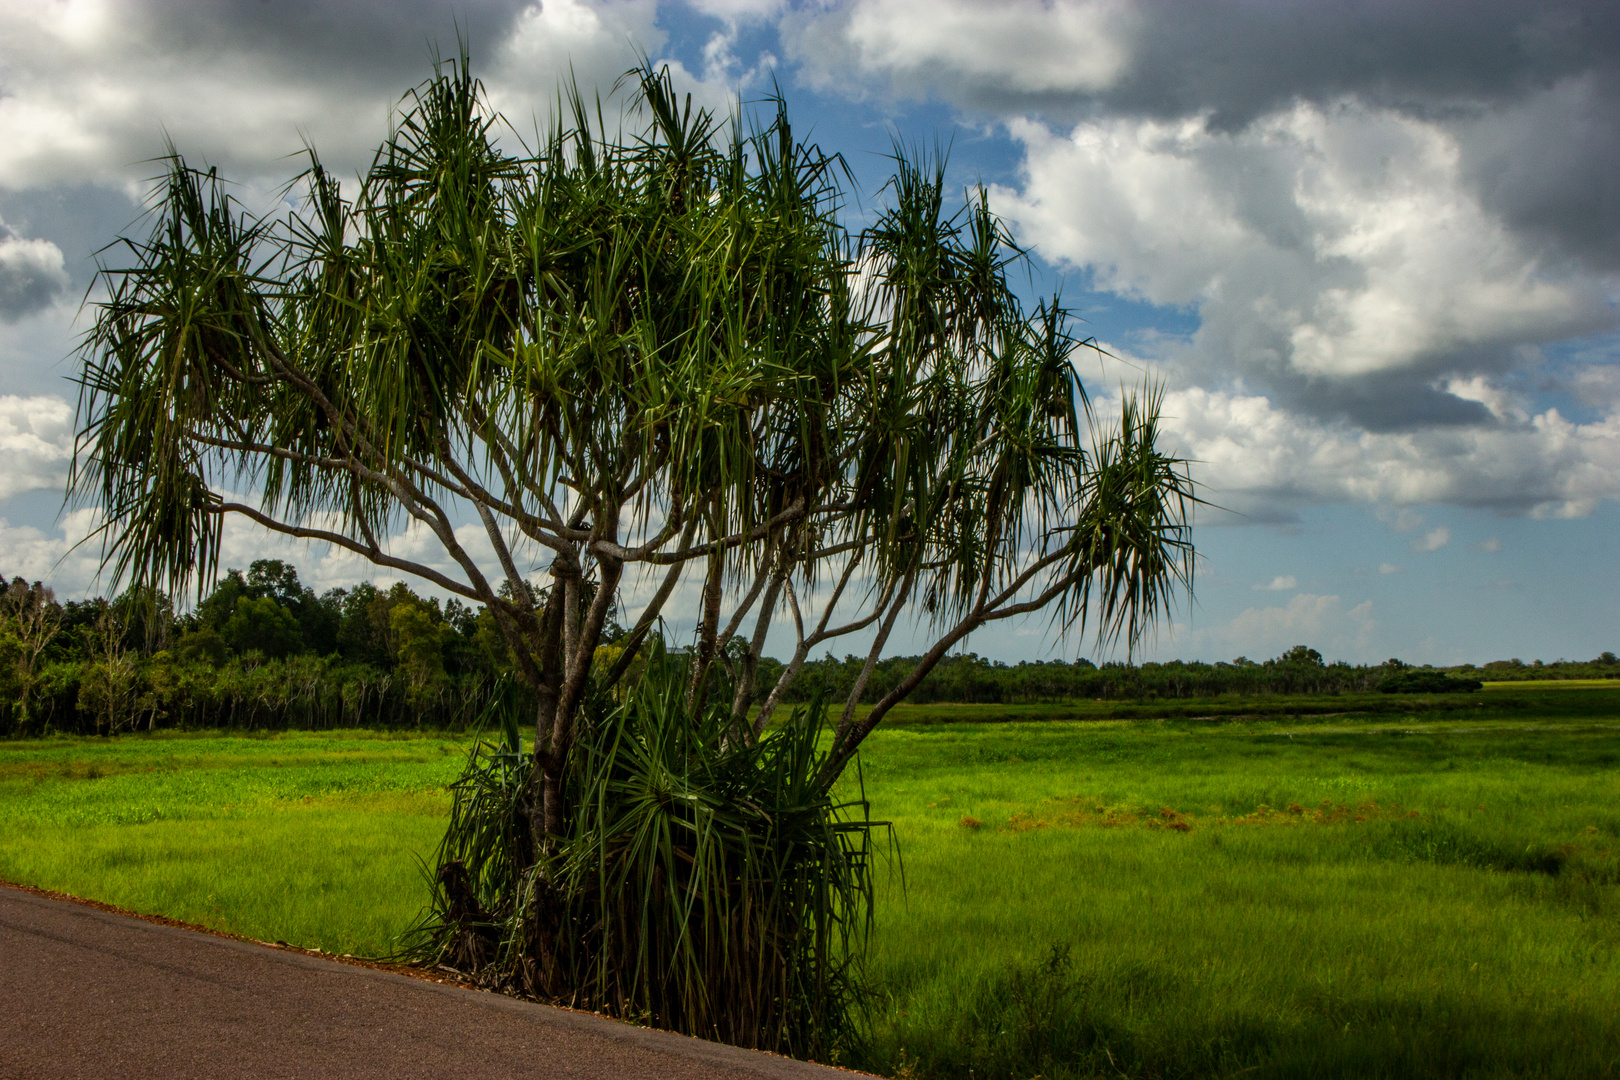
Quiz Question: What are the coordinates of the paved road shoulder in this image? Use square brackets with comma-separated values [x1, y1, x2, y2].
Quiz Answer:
[0, 883, 866, 1080]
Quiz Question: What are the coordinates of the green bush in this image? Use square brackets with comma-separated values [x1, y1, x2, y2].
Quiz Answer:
[409, 664, 884, 1060]
[1378, 670, 1482, 694]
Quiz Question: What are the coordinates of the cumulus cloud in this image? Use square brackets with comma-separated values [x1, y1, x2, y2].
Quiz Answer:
[0, 222, 70, 321]
[689, 0, 786, 22]
[5, 0, 1619, 536]
[0, 394, 74, 500]
[1254, 575, 1297, 591]
[1411, 526, 1451, 552]
[1458, 70, 1620, 274]
[0, 508, 105, 591]
[994, 102, 1616, 420]
[1475, 537, 1503, 552]
[1145, 385, 1620, 518]
[1379, 563, 1402, 574]
[790, 0, 1620, 270]
[2, 0, 404, 187]
[790, 1, 1618, 122]
[482, 1, 682, 120]
[788, 0, 1138, 104]
[0, 1, 685, 190]
[790, 0, 1620, 518]
[1377, 507, 1426, 533]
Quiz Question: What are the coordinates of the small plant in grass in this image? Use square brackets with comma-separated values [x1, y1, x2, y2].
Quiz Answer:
[410, 657, 885, 1060]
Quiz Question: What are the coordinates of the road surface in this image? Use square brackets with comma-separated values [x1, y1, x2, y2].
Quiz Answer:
[0, 884, 868, 1080]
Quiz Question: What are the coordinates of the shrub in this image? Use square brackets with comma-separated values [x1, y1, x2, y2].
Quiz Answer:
[408, 662, 884, 1060]
[1377, 670, 1482, 694]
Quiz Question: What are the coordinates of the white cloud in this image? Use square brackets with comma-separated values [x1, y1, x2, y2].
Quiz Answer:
[1411, 526, 1450, 552]
[789, 0, 1137, 101]
[1377, 506, 1425, 533]
[0, 394, 74, 501]
[0, 1, 675, 190]
[1569, 364, 1620, 411]
[1474, 537, 1502, 552]
[0, 508, 104, 591]
[994, 102, 1616, 386]
[790, 1, 1620, 280]
[1145, 384, 1620, 518]
[1, 1, 379, 187]
[1254, 575, 1297, 591]
[484, 1, 678, 123]
[0, 225, 70, 320]
[990, 98, 1620, 519]
[789, 0, 1620, 521]
[687, 0, 785, 22]
[1378, 563, 1402, 574]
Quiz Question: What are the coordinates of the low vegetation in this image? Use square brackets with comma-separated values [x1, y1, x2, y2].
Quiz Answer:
[855, 708, 1619, 1079]
[412, 666, 882, 1058]
[3, 685, 1615, 1078]
[4, 566, 1610, 738]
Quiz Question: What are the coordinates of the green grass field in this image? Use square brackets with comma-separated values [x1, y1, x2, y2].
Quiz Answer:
[854, 713, 1620, 1079]
[0, 732, 462, 953]
[2, 691, 1617, 1078]
[1482, 678, 1620, 691]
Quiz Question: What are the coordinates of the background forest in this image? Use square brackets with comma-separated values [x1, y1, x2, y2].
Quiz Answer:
[3, 561, 1613, 737]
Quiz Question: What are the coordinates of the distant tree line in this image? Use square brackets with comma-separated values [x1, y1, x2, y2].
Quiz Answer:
[0, 560, 532, 735]
[1, 567, 1614, 735]
[1452, 655, 1620, 681]
[777, 645, 1500, 704]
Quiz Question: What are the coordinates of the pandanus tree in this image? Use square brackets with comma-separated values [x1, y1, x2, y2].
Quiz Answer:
[74, 58, 1193, 1053]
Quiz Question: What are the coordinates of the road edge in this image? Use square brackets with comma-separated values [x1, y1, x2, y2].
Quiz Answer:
[0, 880, 875, 1079]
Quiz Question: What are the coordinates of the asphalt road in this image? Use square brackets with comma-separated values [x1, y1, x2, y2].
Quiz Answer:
[0, 884, 867, 1080]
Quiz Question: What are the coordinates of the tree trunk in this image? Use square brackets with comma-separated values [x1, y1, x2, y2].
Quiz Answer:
[687, 548, 724, 711]
[534, 568, 569, 842]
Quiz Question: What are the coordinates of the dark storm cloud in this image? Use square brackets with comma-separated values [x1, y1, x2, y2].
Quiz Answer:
[1189, 323, 1521, 434]
[1095, 1, 1618, 128]
[130, 0, 531, 83]
[791, 0, 1620, 122]
[1455, 69, 1620, 273]
[1277, 375, 1493, 433]
[1106, 1, 1620, 273]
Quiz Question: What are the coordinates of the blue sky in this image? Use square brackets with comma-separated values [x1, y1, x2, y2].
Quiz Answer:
[0, 0, 1616, 666]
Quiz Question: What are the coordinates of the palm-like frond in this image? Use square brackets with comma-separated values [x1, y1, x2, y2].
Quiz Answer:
[74, 53, 1194, 1052]
[411, 656, 884, 1059]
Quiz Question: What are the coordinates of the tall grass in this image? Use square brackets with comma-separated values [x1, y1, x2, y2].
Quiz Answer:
[409, 667, 886, 1060]
[851, 716, 1620, 1079]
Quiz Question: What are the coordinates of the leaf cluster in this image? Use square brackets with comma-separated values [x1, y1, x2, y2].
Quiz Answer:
[414, 658, 882, 1058]
[72, 51, 1195, 801]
